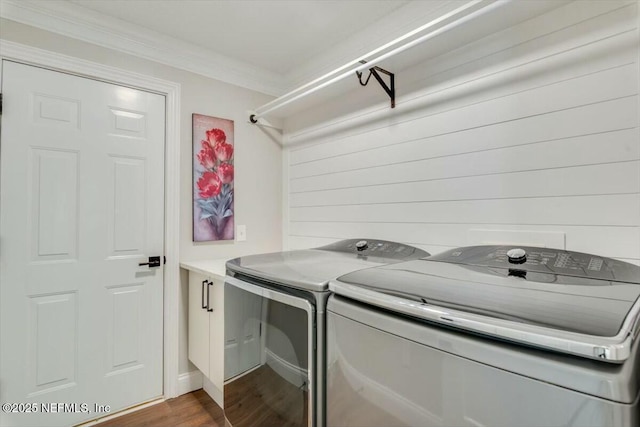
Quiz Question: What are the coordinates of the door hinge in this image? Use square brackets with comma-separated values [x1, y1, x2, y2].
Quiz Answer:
[259, 322, 262, 337]
[0, 93, 3, 114]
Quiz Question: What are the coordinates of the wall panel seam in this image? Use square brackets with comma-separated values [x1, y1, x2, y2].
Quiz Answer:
[289, 159, 640, 194]
[289, 192, 640, 208]
[290, 127, 638, 178]
[289, 93, 638, 165]
[290, 220, 638, 228]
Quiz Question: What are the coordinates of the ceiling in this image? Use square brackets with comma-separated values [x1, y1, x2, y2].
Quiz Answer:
[69, 0, 409, 75]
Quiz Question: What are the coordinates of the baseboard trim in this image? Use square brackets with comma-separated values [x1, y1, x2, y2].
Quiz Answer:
[177, 370, 203, 396]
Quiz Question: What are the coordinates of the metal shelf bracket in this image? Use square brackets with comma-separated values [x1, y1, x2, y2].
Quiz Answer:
[356, 61, 395, 108]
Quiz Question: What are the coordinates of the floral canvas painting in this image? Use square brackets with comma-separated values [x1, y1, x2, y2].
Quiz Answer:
[193, 114, 234, 241]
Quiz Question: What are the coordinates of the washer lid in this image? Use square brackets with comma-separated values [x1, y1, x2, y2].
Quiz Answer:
[331, 246, 640, 362]
[429, 245, 640, 284]
[226, 239, 429, 292]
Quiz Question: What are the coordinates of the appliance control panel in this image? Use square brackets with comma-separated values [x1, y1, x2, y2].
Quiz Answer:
[430, 245, 640, 284]
[318, 239, 429, 260]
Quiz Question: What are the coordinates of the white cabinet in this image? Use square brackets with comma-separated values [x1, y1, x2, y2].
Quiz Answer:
[187, 271, 224, 401]
[188, 272, 209, 376]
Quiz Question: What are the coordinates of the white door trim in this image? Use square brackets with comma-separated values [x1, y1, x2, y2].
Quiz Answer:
[0, 39, 182, 399]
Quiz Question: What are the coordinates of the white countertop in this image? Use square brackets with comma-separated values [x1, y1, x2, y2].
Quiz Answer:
[180, 259, 230, 279]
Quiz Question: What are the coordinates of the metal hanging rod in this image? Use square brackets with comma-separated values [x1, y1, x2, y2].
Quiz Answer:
[249, 0, 508, 122]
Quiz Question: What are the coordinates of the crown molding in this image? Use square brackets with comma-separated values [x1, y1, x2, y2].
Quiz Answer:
[0, 0, 286, 96]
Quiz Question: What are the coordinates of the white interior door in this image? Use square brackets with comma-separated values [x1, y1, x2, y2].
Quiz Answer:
[0, 61, 165, 427]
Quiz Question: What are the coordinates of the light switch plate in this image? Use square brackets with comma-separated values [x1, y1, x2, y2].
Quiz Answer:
[237, 225, 247, 241]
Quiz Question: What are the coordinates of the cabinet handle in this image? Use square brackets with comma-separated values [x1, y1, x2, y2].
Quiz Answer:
[201, 280, 208, 309]
[207, 281, 214, 312]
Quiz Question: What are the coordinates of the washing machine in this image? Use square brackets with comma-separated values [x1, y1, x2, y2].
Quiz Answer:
[327, 245, 640, 427]
[223, 239, 429, 427]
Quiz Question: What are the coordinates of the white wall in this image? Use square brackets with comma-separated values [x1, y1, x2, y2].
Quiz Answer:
[0, 18, 283, 375]
[283, 1, 640, 265]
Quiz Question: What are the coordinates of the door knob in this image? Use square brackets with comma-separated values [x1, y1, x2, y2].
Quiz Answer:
[139, 256, 162, 267]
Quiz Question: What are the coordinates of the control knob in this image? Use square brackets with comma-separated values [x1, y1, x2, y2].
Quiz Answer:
[355, 240, 368, 251]
[507, 248, 527, 264]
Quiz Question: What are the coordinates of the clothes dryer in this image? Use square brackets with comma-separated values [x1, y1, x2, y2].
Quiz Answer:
[224, 239, 428, 427]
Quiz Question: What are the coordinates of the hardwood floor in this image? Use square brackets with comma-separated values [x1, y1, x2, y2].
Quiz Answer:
[224, 364, 308, 427]
[95, 364, 308, 427]
[95, 390, 225, 427]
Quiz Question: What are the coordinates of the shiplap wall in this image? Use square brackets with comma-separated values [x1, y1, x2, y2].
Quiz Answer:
[283, 1, 640, 264]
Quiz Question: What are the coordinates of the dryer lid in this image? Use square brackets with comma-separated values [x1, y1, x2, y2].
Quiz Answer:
[331, 246, 640, 362]
[226, 239, 429, 292]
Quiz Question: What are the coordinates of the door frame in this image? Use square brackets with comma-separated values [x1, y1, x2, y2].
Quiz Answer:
[0, 39, 182, 399]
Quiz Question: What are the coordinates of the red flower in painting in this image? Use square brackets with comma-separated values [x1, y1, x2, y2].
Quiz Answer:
[218, 162, 234, 184]
[197, 171, 222, 199]
[206, 128, 226, 146]
[197, 144, 216, 169]
[214, 141, 233, 162]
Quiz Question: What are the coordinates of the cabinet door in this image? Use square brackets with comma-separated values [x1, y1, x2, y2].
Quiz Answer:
[209, 278, 225, 392]
[188, 272, 210, 377]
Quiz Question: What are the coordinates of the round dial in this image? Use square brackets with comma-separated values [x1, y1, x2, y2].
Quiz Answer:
[507, 248, 527, 264]
[355, 240, 368, 251]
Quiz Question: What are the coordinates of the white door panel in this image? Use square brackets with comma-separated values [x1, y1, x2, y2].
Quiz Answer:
[0, 61, 165, 427]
